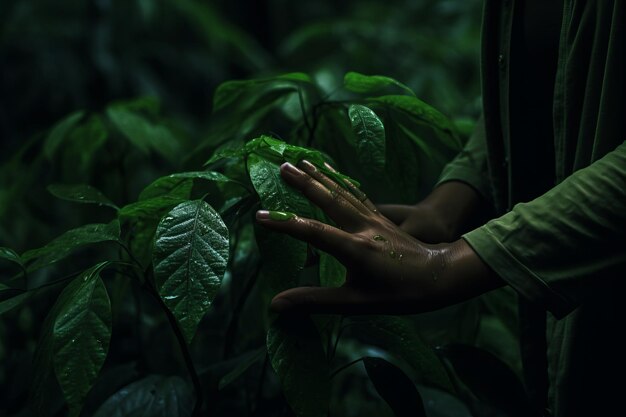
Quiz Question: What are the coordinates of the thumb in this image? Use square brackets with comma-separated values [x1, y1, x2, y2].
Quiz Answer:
[270, 286, 371, 315]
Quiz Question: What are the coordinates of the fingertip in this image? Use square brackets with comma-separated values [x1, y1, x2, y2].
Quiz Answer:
[270, 297, 295, 313]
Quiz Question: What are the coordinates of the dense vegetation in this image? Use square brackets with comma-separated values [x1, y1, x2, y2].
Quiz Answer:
[0, 1, 527, 416]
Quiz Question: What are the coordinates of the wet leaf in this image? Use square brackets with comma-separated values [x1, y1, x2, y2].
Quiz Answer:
[139, 171, 232, 201]
[52, 262, 112, 417]
[43, 111, 85, 160]
[153, 200, 229, 343]
[348, 104, 386, 173]
[344, 71, 415, 96]
[47, 184, 118, 210]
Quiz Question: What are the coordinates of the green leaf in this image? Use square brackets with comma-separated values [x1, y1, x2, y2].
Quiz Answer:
[319, 252, 346, 288]
[53, 262, 112, 417]
[248, 154, 310, 293]
[107, 106, 180, 160]
[43, 111, 85, 160]
[219, 348, 266, 390]
[118, 195, 189, 219]
[437, 344, 531, 417]
[22, 221, 121, 271]
[139, 171, 232, 201]
[364, 357, 426, 417]
[348, 104, 386, 173]
[344, 71, 415, 96]
[370, 95, 461, 149]
[0, 291, 30, 316]
[61, 115, 109, 176]
[153, 200, 229, 343]
[47, 184, 119, 210]
[350, 316, 454, 392]
[0, 246, 24, 268]
[213, 72, 312, 111]
[267, 315, 329, 417]
[93, 375, 193, 417]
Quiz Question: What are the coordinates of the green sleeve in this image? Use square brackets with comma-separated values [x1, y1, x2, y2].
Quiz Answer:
[436, 115, 493, 203]
[463, 141, 626, 318]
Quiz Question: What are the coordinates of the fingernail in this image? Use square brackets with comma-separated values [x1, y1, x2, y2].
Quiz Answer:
[323, 162, 338, 173]
[281, 162, 304, 179]
[256, 210, 270, 220]
[268, 211, 295, 221]
[297, 159, 317, 173]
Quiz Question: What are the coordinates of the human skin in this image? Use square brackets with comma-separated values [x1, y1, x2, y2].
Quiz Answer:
[255, 160, 504, 314]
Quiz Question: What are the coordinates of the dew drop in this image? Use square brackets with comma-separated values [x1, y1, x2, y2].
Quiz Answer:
[372, 234, 387, 242]
[389, 250, 396, 259]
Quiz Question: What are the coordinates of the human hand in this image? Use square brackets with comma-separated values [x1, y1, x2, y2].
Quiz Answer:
[256, 161, 501, 314]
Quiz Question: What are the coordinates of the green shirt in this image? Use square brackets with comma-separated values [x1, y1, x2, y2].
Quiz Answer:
[438, 1, 625, 415]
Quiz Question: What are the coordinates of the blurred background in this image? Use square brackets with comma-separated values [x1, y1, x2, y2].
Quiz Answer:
[0, 0, 482, 161]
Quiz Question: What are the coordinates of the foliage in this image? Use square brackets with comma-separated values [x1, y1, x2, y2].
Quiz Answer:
[0, 1, 524, 416]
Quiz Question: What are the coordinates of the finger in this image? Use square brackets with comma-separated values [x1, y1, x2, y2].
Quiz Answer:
[256, 210, 355, 261]
[279, 162, 365, 229]
[323, 162, 378, 212]
[298, 160, 370, 215]
[376, 204, 413, 225]
[270, 286, 374, 314]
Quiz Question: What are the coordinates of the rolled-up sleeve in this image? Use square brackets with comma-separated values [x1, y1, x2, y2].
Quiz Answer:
[463, 140, 626, 318]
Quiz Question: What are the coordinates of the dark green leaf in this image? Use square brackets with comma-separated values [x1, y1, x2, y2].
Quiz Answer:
[22, 221, 121, 271]
[153, 200, 229, 343]
[107, 106, 180, 160]
[370, 95, 461, 149]
[93, 375, 193, 417]
[43, 111, 85, 160]
[364, 357, 426, 417]
[0, 291, 30, 316]
[53, 262, 112, 417]
[344, 71, 415, 96]
[267, 315, 329, 417]
[348, 104, 386, 173]
[61, 115, 109, 176]
[437, 344, 531, 417]
[139, 171, 232, 201]
[350, 316, 454, 392]
[0, 246, 24, 268]
[319, 252, 346, 288]
[219, 348, 266, 390]
[118, 196, 189, 219]
[47, 184, 118, 210]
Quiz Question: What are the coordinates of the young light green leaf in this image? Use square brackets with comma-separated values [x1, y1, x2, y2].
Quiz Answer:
[22, 221, 121, 271]
[267, 316, 330, 417]
[47, 184, 119, 210]
[43, 111, 85, 160]
[344, 71, 415, 97]
[153, 200, 229, 344]
[52, 262, 112, 417]
[139, 171, 232, 201]
[370, 95, 461, 149]
[349, 316, 454, 393]
[93, 375, 193, 417]
[348, 104, 386, 173]
[107, 106, 180, 160]
[363, 357, 426, 417]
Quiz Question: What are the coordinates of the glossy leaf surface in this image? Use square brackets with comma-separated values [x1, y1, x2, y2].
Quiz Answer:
[348, 104, 386, 173]
[47, 184, 118, 210]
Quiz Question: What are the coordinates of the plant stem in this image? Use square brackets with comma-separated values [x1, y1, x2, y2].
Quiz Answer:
[145, 279, 204, 416]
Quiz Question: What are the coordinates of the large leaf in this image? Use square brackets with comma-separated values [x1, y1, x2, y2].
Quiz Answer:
[344, 71, 415, 97]
[153, 200, 229, 343]
[319, 252, 346, 288]
[364, 357, 426, 417]
[437, 344, 531, 417]
[349, 316, 454, 392]
[93, 375, 193, 417]
[53, 262, 112, 417]
[138, 171, 232, 201]
[267, 315, 329, 417]
[43, 111, 85, 160]
[218, 348, 266, 390]
[370, 95, 461, 149]
[21, 220, 121, 271]
[47, 184, 118, 210]
[248, 155, 311, 293]
[348, 104, 386, 174]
